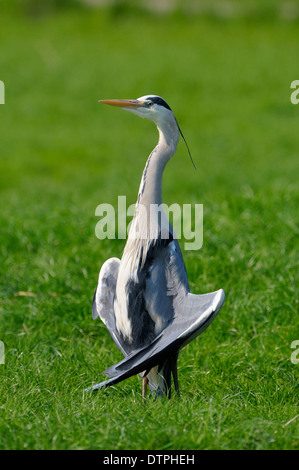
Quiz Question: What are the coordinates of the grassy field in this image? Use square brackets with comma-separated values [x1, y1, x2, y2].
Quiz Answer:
[0, 4, 298, 450]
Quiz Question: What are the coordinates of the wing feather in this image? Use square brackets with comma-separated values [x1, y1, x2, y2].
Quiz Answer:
[86, 288, 225, 391]
[93, 257, 128, 355]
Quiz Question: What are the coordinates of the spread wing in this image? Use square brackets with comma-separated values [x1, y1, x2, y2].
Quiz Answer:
[143, 239, 190, 335]
[92, 257, 128, 355]
[86, 286, 225, 391]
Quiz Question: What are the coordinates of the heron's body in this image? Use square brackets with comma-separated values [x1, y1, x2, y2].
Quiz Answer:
[90, 95, 225, 398]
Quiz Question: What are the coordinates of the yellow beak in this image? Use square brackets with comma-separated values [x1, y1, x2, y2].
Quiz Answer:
[99, 99, 145, 109]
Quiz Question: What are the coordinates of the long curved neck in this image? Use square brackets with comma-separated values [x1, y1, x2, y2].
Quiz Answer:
[123, 118, 179, 272]
[137, 120, 179, 208]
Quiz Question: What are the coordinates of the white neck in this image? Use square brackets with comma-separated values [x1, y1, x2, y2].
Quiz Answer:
[122, 117, 179, 274]
[137, 117, 179, 208]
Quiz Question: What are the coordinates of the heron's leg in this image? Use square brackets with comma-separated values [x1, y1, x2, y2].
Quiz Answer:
[172, 366, 180, 397]
[167, 383, 172, 400]
[170, 354, 180, 398]
[142, 372, 148, 404]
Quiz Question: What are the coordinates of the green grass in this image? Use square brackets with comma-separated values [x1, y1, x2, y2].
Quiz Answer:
[0, 5, 298, 450]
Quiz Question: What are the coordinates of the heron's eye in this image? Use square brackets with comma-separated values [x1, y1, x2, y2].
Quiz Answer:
[148, 101, 153, 107]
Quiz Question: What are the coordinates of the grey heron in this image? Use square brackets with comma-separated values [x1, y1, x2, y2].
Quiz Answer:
[88, 95, 225, 400]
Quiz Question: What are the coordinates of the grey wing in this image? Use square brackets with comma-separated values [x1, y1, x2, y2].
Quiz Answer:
[92, 257, 128, 356]
[86, 288, 225, 391]
[144, 239, 190, 334]
[87, 238, 225, 392]
[165, 238, 190, 299]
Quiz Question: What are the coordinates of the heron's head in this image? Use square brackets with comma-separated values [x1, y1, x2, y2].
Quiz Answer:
[99, 95, 196, 169]
[99, 95, 177, 128]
